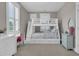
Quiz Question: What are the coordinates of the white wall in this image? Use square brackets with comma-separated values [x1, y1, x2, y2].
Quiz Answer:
[57, 2, 78, 52]
[20, 4, 30, 38]
[57, 2, 75, 32]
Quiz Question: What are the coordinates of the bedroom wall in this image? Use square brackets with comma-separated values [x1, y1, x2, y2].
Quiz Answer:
[20, 4, 30, 37]
[0, 2, 6, 31]
[57, 2, 75, 33]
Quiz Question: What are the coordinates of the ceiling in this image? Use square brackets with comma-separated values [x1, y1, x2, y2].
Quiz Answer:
[20, 2, 65, 12]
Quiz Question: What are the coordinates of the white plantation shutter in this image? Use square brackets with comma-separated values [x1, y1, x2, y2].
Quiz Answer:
[15, 7, 20, 32]
[7, 3, 15, 33]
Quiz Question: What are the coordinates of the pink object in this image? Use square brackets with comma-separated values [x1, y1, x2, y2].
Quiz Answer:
[17, 36, 21, 42]
[69, 27, 75, 35]
[17, 34, 24, 43]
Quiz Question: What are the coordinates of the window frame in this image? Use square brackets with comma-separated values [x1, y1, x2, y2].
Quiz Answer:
[6, 2, 20, 35]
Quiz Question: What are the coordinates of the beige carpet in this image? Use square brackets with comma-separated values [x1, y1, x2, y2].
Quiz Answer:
[15, 44, 79, 56]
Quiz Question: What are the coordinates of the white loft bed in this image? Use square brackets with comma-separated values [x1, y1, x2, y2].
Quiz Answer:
[24, 18, 60, 44]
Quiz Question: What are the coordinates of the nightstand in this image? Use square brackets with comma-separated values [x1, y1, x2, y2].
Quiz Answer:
[62, 33, 74, 49]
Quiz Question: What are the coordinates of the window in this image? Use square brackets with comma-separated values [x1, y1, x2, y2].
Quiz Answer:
[7, 2, 20, 34]
[7, 3, 15, 34]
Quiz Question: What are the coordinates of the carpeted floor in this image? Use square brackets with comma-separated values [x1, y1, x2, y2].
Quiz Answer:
[15, 44, 79, 56]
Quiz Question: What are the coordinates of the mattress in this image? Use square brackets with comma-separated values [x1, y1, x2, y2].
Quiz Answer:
[31, 32, 58, 39]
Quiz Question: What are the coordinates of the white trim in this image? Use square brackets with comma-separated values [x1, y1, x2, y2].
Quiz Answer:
[74, 2, 79, 54]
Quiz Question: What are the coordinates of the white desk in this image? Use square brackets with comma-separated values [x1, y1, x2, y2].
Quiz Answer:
[0, 33, 17, 56]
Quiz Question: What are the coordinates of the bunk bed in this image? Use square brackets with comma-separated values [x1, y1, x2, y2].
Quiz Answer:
[24, 14, 60, 44]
